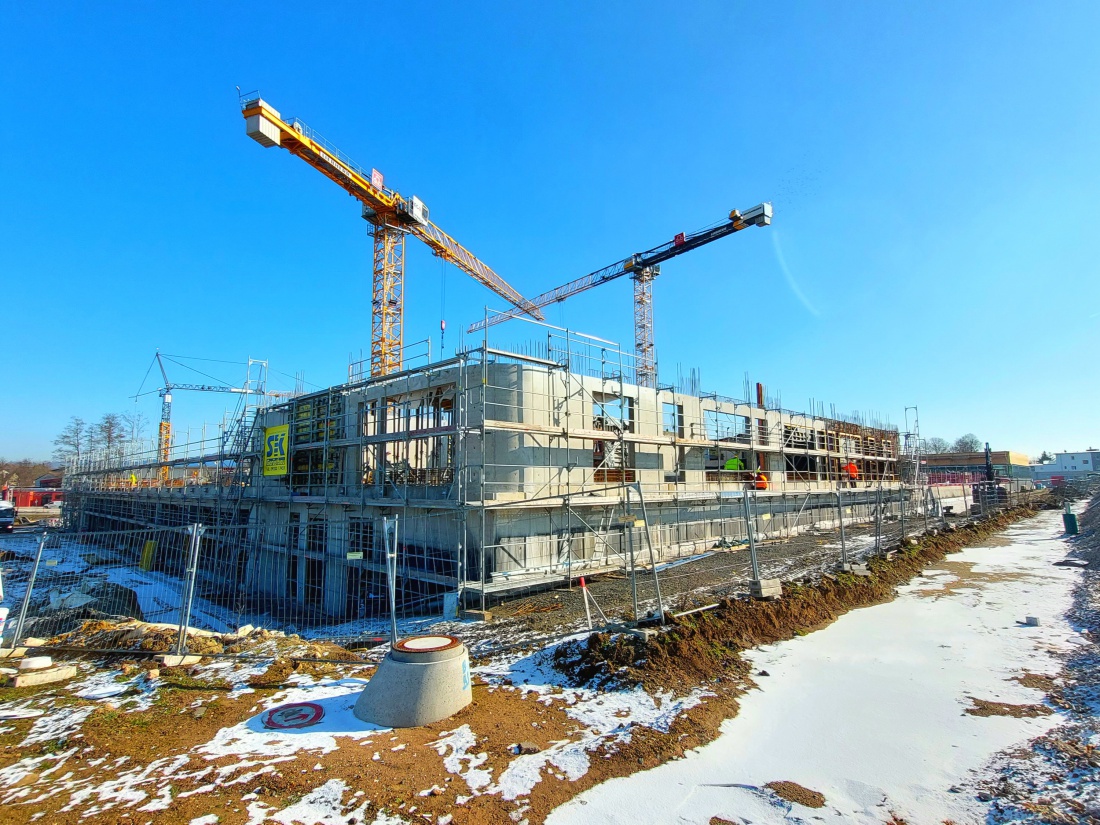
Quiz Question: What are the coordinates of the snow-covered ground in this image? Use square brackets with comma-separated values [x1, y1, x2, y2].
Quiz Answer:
[549, 510, 1083, 825]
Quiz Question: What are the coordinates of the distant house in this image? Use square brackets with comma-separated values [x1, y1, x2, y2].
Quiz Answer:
[1032, 450, 1100, 483]
[34, 472, 63, 489]
[9, 470, 66, 507]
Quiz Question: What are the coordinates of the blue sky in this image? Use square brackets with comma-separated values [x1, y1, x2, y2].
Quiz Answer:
[2, 2, 1097, 460]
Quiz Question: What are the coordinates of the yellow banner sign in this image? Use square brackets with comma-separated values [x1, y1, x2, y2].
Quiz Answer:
[263, 424, 289, 476]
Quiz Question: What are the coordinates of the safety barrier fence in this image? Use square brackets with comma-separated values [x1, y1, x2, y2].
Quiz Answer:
[0, 483, 1039, 655]
[0, 510, 462, 652]
[471, 482, 1040, 633]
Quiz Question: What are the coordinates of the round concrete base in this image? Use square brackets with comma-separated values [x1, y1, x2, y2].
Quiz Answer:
[353, 635, 472, 728]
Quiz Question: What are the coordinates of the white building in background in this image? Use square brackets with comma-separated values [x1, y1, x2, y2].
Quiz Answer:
[1032, 449, 1100, 482]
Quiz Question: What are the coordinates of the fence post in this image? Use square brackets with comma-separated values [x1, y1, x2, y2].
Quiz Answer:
[12, 532, 47, 645]
[480, 542, 487, 616]
[456, 538, 464, 614]
[743, 492, 760, 581]
[626, 520, 639, 622]
[836, 490, 849, 568]
[385, 515, 400, 647]
[175, 523, 206, 656]
[922, 486, 930, 534]
[900, 486, 907, 541]
[631, 482, 665, 625]
[780, 492, 787, 538]
[874, 485, 883, 551]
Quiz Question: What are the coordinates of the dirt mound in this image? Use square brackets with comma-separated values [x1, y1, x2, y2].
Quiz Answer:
[552, 632, 653, 689]
[248, 657, 295, 686]
[43, 619, 359, 662]
[766, 780, 826, 808]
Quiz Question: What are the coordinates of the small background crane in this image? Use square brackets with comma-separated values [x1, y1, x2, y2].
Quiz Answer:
[469, 203, 772, 388]
[138, 353, 285, 482]
[240, 93, 544, 377]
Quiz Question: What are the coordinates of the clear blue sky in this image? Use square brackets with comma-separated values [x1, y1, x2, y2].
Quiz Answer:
[2, 2, 1097, 460]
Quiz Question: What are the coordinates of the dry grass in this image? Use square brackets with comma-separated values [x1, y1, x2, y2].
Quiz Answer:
[965, 697, 1053, 718]
[766, 780, 826, 808]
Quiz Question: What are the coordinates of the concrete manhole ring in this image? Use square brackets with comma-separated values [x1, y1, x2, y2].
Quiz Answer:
[262, 701, 325, 729]
[394, 635, 462, 654]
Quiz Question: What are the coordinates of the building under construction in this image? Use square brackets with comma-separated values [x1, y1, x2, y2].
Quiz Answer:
[64, 326, 901, 620]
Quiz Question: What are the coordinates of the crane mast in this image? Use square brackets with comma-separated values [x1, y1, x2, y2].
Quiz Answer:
[469, 203, 772, 387]
[240, 94, 543, 376]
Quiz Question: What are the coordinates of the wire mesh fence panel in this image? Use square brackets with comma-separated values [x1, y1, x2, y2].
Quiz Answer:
[0, 509, 463, 651]
[0, 525, 194, 646]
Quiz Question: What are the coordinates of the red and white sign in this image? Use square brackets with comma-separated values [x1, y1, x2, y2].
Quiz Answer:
[371, 168, 384, 190]
[262, 702, 325, 729]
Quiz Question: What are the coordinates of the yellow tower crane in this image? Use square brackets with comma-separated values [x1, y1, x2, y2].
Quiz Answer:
[240, 94, 544, 376]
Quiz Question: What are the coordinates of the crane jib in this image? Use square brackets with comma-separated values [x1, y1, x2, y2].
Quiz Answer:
[466, 202, 771, 334]
[242, 93, 546, 367]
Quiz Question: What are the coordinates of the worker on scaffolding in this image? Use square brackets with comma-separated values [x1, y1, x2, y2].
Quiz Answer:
[723, 454, 745, 472]
[843, 460, 859, 488]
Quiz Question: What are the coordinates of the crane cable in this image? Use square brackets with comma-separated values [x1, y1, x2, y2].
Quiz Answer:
[440, 257, 448, 357]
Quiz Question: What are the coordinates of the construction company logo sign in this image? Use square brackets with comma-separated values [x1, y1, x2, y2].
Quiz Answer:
[262, 424, 289, 476]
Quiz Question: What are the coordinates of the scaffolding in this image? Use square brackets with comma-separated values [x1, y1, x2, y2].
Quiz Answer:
[64, 320, 907, 620]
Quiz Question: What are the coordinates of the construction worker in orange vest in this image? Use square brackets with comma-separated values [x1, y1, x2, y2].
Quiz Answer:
[843, 460, 859, 488]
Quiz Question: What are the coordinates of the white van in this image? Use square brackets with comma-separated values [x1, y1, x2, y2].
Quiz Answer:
[0, 501, 15, 533]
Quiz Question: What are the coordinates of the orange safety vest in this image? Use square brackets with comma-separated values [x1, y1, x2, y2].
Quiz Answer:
[845, 463, 859, 479]
[754, 472, 770, 490]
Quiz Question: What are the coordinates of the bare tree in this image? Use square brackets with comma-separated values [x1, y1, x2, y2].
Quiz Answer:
[924, 437, 951, 454]
[952, 433, 983, 453]
[91, 413, 127, 455]
[121, 410, 149, 442]
[53, 417, 88, 463]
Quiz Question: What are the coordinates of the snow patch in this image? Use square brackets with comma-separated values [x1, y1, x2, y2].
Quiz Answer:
[199, 678, 385, 760]
[549, 511, 1082, 825]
